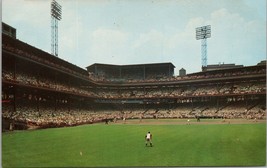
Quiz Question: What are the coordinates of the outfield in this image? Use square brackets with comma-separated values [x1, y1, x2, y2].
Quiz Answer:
[2, 119, 266, 167]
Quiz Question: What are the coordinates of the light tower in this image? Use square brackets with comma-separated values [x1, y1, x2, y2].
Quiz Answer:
[51, 0, 62, 57]
[196, 25, 211, 68]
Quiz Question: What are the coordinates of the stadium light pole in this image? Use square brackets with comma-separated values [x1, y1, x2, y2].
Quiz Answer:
[196, 25, 211, 68]
[51, 0, 62, 57]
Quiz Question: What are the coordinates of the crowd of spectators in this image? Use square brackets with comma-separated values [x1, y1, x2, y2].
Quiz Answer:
[3, 67, 265, 100]
[3, 103, 123, 129]
[2, 99, 265, 130]
[2, 69, 97, 97]
[95, 82, 266, 99]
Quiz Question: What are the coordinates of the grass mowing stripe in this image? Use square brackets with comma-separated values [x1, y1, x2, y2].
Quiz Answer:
[2, 123, 266, 167]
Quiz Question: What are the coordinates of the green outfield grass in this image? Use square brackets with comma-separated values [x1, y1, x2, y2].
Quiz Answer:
[2, 120, 266, 167]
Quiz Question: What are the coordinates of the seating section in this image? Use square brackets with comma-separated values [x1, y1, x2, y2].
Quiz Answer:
[2, 99, 266, 129]
[3, 68, 266, 99]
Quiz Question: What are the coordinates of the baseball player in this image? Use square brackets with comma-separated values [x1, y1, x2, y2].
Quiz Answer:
[145, 131, 153, 147]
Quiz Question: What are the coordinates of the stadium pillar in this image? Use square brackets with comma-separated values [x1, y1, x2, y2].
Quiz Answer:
[143, 65, 146, 80]
[95, 65, 97, 75]
[13, 87, 16, 112]
[54, 97, 56, 112]
[216, 98, 219, 111]
[67, 97, 70, 112]
[245, 97, 248, 110]
[37, 95, 40, 112]
[13, 59, 17, 112]
[119, 67, 122, 78]
[191, 99, 193, 109]
[168, 64, 171, 76]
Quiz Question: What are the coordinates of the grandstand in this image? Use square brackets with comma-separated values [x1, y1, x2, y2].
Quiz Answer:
[86, 62, 175, 82]
[2, 23, 266, 131]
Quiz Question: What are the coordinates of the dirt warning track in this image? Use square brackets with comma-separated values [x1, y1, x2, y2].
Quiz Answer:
[113, 118, 266, 125]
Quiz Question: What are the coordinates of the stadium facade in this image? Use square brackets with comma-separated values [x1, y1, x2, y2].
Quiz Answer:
[2, 23, 266, 131]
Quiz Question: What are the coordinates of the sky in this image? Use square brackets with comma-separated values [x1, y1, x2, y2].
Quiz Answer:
[2, 0, 266, 75]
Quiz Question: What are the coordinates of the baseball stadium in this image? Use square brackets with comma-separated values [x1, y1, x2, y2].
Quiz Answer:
[2, 20, 266, 167]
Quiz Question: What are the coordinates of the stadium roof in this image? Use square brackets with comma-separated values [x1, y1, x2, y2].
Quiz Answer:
[86, 62, 175, 69]
[2, 33, 88, 76]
